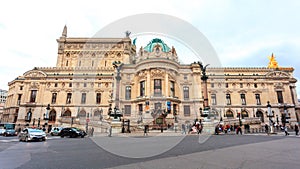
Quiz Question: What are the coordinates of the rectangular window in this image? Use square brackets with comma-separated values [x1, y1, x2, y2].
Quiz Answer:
[277, 91, 284, 103]
[140, 81, 145, 97]
[125, 86, 131, 100]
[81, 93, 86, 104]
[211, 83, 214, 88]
[17, 94, 22, 105]
[96, 93, 101, 104]
[183, 86, 189, 99]
[30, 90, 37, 102]
[255, 94, 261, 105]
[211, 94, 217, 105]
[51, 93, 57, 104]
[225, 83, 228, 88]
[240, 83, 243, 88]
[69, 83, 72, 87]
[241, 94, 246, 105]
[170, 81, 175, 97]
[226, 94, 231, 105]
[254, 83, 258, 88]
[66, 93, 72, 104]
[138, 104, 143, 115]
[83, 83, 87, 87]
[54, 83, 58, 87]
[154, 79, 162, 96]
[184, 75, 188, 80]
[124, 105, 131, 116]
[20, 86, 23, 90]
[184, 105, 190, 116]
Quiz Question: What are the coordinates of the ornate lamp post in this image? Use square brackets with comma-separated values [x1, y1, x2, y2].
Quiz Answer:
[112, 61, 123, 110]
[196, 61, 210, 119]
[44, 104, 50, 126]
[267, 101, 274, 133]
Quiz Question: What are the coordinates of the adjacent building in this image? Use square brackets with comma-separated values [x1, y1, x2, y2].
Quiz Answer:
[0, 89, 8, 122]
[3, 26, 300, 130]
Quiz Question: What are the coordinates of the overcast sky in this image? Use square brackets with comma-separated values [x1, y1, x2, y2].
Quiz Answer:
[0, 0, 299, 99]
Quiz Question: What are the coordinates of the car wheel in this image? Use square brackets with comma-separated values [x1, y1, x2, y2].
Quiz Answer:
[25, 137, 28, 142]
[81, 135, 84, 138]
[60, 134, 64, 138]
[51, 133, 54, 136]
[4, 133, 7, 137]
[42, 138, 46, 141]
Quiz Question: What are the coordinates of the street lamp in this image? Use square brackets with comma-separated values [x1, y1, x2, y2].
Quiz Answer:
[267, 101, 274, 133]
[44, 104, 50, 126]
[112, 61, 123, 109]
[282, 104, 290, 127]
[237, 110, 242, 127]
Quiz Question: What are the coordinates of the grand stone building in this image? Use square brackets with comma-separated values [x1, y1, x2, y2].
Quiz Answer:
[3, 26, 300, 130]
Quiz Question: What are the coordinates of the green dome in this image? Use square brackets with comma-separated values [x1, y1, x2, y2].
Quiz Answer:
[144, 38, 171, 53]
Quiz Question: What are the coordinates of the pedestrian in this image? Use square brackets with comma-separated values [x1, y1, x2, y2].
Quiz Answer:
[215, 124, 219, 135]
[187, 123, 192, 134]
[181, 123, 186, 134]
[294, 124, 299, 136]
[265, 124, 269, 135]
[284, 126, 289, 136]
[108, 125, 112, 137]
[144, 125, 148, 136]
[236, 125, 242, 135]
[91, 127, 94, 137]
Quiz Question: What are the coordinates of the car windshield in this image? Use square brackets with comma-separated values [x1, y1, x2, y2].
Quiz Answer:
[28, 129, 44, 133]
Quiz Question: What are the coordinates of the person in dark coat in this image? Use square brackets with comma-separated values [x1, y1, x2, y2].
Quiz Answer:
[144, 125, 149, 136]
[294, 124, 299, 136]
[265, 124, 269, 135]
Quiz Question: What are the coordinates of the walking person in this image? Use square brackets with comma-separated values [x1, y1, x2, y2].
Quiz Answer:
[294, 124, 299, 136]
[284, 126, 289, 136]
[144, 125, 149, 136]
[265, 124, 269, 135]
[90, 127, 94, 137]
[108, 125, 112, 137]
[181, 123, 186, 134]
[236, 125, 242, 135]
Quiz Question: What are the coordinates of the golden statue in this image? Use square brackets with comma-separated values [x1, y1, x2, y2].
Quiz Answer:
[267, 53, 279, 69]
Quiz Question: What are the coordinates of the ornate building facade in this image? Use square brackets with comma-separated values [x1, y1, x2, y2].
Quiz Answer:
[3, 26, 300, 130]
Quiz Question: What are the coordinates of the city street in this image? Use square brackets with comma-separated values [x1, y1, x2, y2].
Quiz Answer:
[0, 133, 299, 169]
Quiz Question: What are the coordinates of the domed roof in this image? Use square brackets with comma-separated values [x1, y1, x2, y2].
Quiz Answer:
[143, 38, 171, 52]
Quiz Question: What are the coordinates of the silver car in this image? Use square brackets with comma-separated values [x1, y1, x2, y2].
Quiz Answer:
[19, 128, 47, 142]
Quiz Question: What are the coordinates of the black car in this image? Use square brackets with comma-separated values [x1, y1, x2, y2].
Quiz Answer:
[60, 127, 87, 138]
[3, 129, 17, 136]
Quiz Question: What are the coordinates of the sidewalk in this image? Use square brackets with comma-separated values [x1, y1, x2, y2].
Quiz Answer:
[93, 129, 189, 137]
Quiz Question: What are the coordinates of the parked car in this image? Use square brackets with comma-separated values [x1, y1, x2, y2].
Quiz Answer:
[19, 128, 47, 142]
[3, 129, 17, 136]
[50, 127, 63, 136]
[0, 128, 5, 135]
[60, 127, 87, 138]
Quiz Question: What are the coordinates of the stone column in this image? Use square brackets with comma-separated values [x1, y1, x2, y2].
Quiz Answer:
[165, 72, 169, 97]
[147, 70, 151, 97]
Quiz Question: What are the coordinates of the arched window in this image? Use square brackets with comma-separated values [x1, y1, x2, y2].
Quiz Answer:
[62, 110, 71, 117]
[226, 110, 234, 118]
[49, 110, 56, 122]
[256, 111, 264, 122]
[78, 110, 86, 118]
[241, 111, 248, 119]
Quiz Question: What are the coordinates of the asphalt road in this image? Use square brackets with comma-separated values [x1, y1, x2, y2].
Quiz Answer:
[0, 134, 299, 169]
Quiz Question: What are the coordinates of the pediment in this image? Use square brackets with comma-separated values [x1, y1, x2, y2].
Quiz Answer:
[266, 71, 289, 78]
[24, 70, 47, 78]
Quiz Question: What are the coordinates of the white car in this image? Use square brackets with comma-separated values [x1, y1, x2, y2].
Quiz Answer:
[19, 128, 47, 142]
